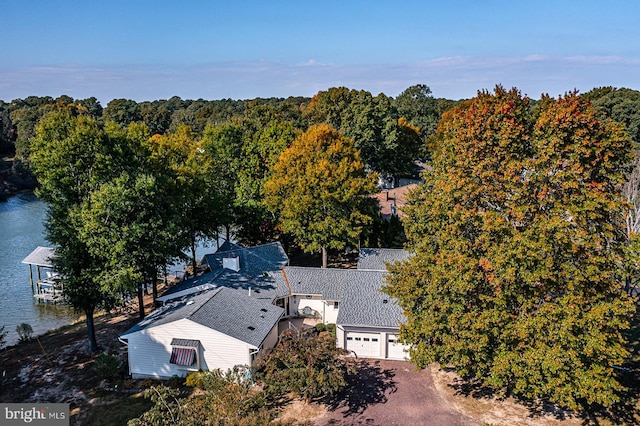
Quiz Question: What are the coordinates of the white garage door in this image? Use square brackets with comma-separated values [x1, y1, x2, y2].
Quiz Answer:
[345, 332, 380, 358]
[386, 334, 408, 360]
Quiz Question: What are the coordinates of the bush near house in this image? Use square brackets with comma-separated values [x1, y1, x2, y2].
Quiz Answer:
[254, 328, 356, 402]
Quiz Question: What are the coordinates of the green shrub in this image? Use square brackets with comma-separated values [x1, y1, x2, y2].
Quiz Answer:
[15, 323, 33, 342]
[93, 353, 122, 380]
[254, 328, 356, 401]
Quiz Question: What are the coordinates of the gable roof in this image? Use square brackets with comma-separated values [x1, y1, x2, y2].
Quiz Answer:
[269, 266, 405, 328]
[357, 248, 410, 271]
[203, 241, 289, 279]
[268, 267, 386, 301]
[161, 242, 290, 302]
[336, 275, 405, 328]
[121, 287, 284, 348]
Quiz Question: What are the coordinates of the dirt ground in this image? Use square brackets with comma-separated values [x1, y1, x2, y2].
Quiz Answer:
[0, 303, 146, 425]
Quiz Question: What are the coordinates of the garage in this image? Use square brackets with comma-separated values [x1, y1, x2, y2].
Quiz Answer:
[386, 334, 408, 360]
[345, 332, 381, 358]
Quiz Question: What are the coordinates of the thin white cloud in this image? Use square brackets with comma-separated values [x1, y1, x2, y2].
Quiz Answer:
[0, 55, 638, 104]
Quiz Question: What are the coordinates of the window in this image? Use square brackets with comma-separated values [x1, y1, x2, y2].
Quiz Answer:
[333, 301, 339, 309]
[355, 337, 362, 341]
[346, 337, 353, 341]
[170, 347, 196, 366]
[170, 338, 200, 367]
[372, 338, 378, 342]
[363, 338, 370, 342]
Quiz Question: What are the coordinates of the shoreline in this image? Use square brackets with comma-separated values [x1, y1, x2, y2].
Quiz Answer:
[0, 157, 38, 201]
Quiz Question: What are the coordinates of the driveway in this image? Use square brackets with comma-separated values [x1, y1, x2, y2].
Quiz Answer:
[314, 359, 478, 426]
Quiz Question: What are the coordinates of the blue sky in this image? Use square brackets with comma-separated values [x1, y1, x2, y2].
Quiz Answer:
[1, 1, 638, 103]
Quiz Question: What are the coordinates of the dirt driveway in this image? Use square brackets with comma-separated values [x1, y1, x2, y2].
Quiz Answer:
[313, 359, 478, 426]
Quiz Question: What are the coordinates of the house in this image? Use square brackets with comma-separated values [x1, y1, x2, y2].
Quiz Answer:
[120, 242, 411, 379]
[120, 286, 283, 379]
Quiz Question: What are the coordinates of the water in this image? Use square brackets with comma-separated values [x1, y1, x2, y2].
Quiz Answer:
[0, 193, 79, 346]
[0, 192, 225, 346]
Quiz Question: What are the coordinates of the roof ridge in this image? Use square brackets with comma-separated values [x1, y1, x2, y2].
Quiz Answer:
[187, 287, 223, 317]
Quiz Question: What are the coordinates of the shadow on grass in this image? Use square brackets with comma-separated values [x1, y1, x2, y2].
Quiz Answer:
[324, 360, 397, 417]
[445, 362, 640, 425]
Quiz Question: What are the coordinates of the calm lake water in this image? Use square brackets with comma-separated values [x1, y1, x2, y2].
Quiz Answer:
[0, 193, 79, 346]
[0, 192, 224, 346]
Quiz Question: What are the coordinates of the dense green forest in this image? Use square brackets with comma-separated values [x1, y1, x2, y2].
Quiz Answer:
[0, 85, 456, 199]
[3, 84, 640, 418]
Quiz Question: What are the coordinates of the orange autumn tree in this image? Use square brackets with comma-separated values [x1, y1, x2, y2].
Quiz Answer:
[264, 124, 378, 268]
[385, 87, 636, 413]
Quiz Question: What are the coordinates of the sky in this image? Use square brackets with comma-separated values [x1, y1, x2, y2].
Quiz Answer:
[1, 1, 639, 104]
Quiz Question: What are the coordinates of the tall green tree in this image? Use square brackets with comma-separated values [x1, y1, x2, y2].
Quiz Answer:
[201, 121, 245, 242]
[304, 87, 422, 181]
[264, 124, 378, 268]
[149, 125, 223, 272]
[79, 173, 180, 319]
[393, 84, 440, 139]
[385, 87, 635, 412]
[235, 119, 297, 245]
[30, 111, 123, 352]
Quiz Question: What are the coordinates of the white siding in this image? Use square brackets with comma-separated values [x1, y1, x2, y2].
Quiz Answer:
[125, 319, 256, 379]
[291, 295, 324, 318]
[322, 300, 339, 324]
[262, 321, 279, 350]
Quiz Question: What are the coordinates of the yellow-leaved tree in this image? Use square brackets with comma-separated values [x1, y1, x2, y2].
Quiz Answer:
[264, 124, 378, 267]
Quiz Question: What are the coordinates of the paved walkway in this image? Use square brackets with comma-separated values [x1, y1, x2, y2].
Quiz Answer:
[315, 359, 478, 426]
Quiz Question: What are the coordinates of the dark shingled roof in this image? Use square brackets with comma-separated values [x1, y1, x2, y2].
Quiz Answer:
[357, 248, 410, 271]
[161, 242, 289, 301]
[268, 267, 385, 301]
[121, 287, 284, 348]
[204, 241, 288, 276]
[268, 266, 405, 328]
[336, 275, 406, 328]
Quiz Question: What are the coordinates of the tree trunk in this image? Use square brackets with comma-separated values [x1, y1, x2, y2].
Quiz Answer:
[85, 307, 99, 354]
[191, 239, 197, 275]
[322, 246, 328, 268]
[137, 282, 145, 319]
[625, 275, 632, 295]
[152, 269, 159, 307]
[225, 224, 231, 243]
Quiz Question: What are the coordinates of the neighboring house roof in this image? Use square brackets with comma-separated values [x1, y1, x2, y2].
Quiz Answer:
[121, 286, 284, 348]
[357, 248, 411, 271]
[337, 275, 406, 328]
[371, 183, 418, 220]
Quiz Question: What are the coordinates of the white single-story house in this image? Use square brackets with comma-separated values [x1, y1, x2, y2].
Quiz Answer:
[120, 242, 411, 379]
